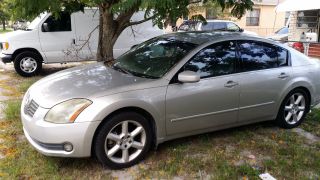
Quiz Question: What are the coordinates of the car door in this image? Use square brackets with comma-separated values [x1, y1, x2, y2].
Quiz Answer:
[165, 41, 240, 135]
[236, 40, 292, 122]
[39, 12, 76, 63]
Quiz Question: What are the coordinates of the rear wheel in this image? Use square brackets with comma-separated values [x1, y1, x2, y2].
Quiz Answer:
[94, 112, 152, 169]
[276, 89, 310, 128]
[14, 51, 42, 77]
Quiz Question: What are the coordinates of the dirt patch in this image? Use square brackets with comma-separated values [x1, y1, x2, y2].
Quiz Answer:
[292, 128, 320, 144]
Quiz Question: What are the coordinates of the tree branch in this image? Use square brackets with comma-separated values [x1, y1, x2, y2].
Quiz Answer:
[127, 14, 157, 26]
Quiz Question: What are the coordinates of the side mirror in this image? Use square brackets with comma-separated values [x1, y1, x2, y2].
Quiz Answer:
[42, 23, 50, 32]
[178, 71, 200, 83]
[239, 28, 244, 32]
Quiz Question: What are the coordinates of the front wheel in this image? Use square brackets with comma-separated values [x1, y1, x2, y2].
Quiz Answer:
[14, 51, 42, 77]
[276, 89, 310, 129]
[94, 112, 152, 169]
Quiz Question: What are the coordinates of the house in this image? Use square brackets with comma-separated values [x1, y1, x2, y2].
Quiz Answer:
[233, 0, 287, 37]
[277, 0, 320, 58]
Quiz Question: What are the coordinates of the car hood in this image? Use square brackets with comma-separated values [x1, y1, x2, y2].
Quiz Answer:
[0, 30, 37, 42]
[28, 62, 165, 108]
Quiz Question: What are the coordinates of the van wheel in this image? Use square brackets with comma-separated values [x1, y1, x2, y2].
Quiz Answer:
[94, 112, 152, 169]
[14, 51, 42, 77]
[276, 89, 310, 129]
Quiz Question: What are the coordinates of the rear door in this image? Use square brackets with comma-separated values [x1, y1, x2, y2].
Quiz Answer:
[236, 40, 292, 122]
[39, 12, 76, 63]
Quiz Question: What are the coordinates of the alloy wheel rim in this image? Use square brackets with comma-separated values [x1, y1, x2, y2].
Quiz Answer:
[104, 120, 146, 164]
[20, 57, 37, 73]
[284, 93, 306, 125]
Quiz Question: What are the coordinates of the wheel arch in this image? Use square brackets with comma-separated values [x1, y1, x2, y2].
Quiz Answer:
[91, 106, 158, 156]
[12, 48, 44, 62]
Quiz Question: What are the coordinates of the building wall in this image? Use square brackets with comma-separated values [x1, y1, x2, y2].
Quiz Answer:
[233, 4, 286, 37]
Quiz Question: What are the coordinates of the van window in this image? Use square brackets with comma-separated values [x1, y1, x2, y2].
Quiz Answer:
[238, 40, 288, 72]
[43, 12, 72, 32]
[183, 41, 237, 78]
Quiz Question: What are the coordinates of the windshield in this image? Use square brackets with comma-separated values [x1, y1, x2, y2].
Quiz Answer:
[27, 13, 47, 30]
[113, 38, 196, 79]
[275, 27, 288, 35]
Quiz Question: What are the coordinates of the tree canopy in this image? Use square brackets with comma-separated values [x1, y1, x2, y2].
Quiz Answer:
[13, 0, 254, 61]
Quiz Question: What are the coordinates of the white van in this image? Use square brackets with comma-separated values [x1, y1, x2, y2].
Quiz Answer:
[0, 9, 164, 76]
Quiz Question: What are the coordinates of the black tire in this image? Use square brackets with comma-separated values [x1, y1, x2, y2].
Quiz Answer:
[276, 89, 310, 129]
[94, 112, 152, 169]
[14, 51, 42, 77]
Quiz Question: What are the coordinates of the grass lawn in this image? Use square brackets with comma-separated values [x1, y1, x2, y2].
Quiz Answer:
[0, 29, 12, 34]
[0, 70, 320, 179]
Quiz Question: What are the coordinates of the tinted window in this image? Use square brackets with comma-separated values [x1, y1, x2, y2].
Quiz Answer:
[202, 22, 215, 31]
[202, 22, 227, 31]
[43, 12, 71, 32]
[183, 41, 237, 78]
[213, 22, 227, 30]
[277, 46, 289, 67]
[238, 41, 288, 72]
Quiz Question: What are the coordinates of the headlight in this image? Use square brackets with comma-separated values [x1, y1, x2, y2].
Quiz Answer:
[2, 42, 9, 50]
[44, 99, 92, 124]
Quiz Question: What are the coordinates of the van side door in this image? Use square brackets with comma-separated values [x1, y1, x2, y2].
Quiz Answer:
[39, 12, 77, 63]
[72, 10, 99, 61]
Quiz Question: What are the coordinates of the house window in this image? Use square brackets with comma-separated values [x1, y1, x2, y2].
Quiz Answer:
[297, 10, 319, 28]
[246, 9, 260, 26]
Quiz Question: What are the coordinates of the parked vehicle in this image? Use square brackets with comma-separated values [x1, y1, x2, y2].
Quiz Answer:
[21, 32, 320, 169]
[178, 20, 258, 36]
[267, 27, 289, 42]
[12, 20, 29, 31]
[0, 9, 164, 77]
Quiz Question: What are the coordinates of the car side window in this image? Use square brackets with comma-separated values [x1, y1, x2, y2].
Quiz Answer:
[43, 12, 72, 32]
[226, 22, 240, 31]
[202, 22, 214, 31]
[277, 46, 289, 67]
[213, 22, 227, 30]
[183, 41, 237, 78]
[238, 41, 289, 72]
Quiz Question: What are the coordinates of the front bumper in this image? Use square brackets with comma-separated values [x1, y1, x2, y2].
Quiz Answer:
[0, 53, 13, 63]
[21, 104, 101, 157]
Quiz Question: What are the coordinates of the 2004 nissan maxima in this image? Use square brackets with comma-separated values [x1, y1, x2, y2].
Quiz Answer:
[22, 32, 320, 169]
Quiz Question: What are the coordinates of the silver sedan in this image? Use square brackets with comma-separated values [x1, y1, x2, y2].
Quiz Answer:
[21, 32, 320, 169]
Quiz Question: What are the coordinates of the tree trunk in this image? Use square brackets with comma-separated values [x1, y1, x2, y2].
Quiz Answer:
[97, 6, 121, 63]
[2, 20, 5, 30]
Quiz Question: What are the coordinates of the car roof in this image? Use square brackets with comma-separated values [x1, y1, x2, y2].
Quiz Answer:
[205, 19, 233, 23]
[159, 31, 264, 45]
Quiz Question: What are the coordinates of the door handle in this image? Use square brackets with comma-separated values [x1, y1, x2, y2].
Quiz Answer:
[278, 72, 289, 79]
[224, 81, 239, 88]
